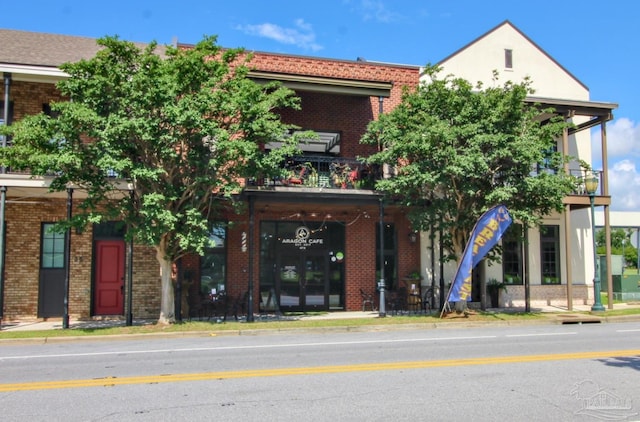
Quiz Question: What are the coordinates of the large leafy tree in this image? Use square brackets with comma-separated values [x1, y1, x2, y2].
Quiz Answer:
[0, 36, 302, 324]
[361, 65, 578, 266]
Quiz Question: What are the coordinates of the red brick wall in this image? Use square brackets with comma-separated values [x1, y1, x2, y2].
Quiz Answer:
[223, 204, 419, 312]
[1, 51, 421, 319]
[0, 80, 64, 119]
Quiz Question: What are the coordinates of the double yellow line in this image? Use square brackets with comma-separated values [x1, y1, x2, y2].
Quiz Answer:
[2, 349, 638, 392]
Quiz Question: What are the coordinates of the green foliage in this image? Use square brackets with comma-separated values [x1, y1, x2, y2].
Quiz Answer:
[1, 35, 301, 261]
[361, 65, 577, 260]
[0, 35, 308, 322]
[596, 228, 638, 267]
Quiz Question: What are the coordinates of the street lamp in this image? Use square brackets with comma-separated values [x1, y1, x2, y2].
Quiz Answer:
[585, 172, 605, 311]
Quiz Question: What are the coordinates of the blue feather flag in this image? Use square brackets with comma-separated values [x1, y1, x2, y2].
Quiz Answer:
[448, 205, 512, 302]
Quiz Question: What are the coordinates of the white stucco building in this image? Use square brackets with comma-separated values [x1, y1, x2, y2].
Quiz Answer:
[419, 21, 618, 310]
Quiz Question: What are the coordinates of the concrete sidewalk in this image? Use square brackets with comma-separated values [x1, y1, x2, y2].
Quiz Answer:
[2, 302, 639, 332]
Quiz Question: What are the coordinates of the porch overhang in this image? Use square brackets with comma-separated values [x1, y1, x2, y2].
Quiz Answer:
[525, 96, 618, 134]
[242, 186, 383, 206]
[248, 71, 393, 97]
[0, 173, 129, 201]
[266, 130, 341, 154]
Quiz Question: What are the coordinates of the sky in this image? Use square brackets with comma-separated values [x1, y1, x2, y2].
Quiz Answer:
[2, 0, 639, 211]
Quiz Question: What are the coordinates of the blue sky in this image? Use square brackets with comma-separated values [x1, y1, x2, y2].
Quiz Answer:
[3, 0, 639, 211]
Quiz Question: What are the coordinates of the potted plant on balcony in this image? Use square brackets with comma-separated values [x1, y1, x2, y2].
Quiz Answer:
[487, 278, 507, 308]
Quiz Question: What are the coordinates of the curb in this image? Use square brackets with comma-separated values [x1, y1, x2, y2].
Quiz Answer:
[2, 313, 639, 346]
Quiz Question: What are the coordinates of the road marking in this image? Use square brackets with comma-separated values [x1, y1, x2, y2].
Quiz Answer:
[1, 349, 638, 392]
[0, 336, 497, 361]
[506, 332, 577, 337]
[617, 329, 640, 333]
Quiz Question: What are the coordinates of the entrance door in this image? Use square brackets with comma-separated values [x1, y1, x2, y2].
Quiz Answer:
[94, 240, 125, 315]
[278, 252, 328, 311]
[38, 223, 66, 318]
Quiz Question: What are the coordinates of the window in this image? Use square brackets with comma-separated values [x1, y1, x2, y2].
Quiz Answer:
[504, 49, 513, 69]
[502, 223, 523, 284]
[376, 223, 397, 290]
[535, 144, 559, 175]
[41, 223, 66, 269]
[540, 225, 561, 284]
[200, 222, 227, 295]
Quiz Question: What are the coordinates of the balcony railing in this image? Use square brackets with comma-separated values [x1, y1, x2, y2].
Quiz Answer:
[569, 169, 603, 196]
[249, 156, 380, 190]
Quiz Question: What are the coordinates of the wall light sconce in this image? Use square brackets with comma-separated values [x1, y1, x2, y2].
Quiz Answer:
[408, 231, 418, 244]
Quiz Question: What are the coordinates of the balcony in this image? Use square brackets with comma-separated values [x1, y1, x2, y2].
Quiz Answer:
[568, 169, 604, 197]
[249, 156, 379, 190]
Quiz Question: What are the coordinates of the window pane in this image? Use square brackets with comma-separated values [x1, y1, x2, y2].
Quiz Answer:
[540, 225, 560, 284]
[41, 223, 66, 269]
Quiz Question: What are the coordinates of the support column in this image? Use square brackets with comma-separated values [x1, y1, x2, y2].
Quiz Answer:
[63, 187, 73, 329]
[247, 196, 255, 322]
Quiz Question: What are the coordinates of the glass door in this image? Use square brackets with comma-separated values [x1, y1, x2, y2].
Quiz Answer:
[278, 252, 328, 311]
[279, 255, 302, 308]
[303, 252, 328, 310]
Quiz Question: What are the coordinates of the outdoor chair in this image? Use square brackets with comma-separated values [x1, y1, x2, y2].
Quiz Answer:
[360, 289, 375, 311]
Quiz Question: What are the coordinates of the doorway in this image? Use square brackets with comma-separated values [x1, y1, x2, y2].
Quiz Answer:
[278, 251, 328, 311]
[93, 240, 125, 315]
[260, 221, 345, 312]
[38, 223, 66, 318]
[92, 222, 126, 316]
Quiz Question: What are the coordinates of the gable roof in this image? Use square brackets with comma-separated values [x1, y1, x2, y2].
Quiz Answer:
[437, 20, 588, 91]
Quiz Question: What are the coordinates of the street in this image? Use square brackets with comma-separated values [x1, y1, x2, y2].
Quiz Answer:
[1, 321, 639, 421]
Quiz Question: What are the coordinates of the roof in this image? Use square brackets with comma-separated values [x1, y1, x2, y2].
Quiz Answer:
[0, 29, 164, 82]
[0, 29, 104, 67]
[437, 20, 588, 91]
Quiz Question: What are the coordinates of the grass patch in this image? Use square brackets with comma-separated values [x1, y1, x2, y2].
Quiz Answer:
[0, 311, 549, 340]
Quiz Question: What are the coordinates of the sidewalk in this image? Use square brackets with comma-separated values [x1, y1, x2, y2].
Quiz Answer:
[2, 302, 639, 333]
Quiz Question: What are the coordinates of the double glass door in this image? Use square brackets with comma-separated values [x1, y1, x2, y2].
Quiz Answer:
[278, 252, 328, 311]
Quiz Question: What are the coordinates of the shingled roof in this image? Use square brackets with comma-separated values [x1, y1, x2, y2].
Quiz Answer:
[0, 28, 165, 73]
[0, 29, 107, 67]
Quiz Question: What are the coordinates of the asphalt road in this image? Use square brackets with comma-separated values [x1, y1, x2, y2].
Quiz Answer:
[1, 321, 639, 421]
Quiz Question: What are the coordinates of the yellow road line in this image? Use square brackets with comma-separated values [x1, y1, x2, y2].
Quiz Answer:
[1, 349, 638, 392]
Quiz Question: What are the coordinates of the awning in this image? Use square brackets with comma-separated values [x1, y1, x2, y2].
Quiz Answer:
[266, 130, 341, 154]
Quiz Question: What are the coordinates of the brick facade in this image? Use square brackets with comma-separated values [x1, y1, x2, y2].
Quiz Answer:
[0, 37, 421, 320]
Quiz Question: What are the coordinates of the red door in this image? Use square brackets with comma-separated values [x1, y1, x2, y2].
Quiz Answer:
[94, 240, 125, 315]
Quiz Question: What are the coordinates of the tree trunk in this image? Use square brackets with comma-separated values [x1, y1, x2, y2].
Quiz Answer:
[156, 244, 175, 325]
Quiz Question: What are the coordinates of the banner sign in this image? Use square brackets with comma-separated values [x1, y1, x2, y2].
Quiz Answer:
[448, 205, 512, 302]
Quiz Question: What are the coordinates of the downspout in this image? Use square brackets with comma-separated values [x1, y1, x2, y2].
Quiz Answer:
[0, 72, 11, 328]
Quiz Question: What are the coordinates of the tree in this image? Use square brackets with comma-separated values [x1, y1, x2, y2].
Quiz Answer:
[0, 36, 303, 324]
[361, 65, 577, 266]
[596, 228, 638, 268]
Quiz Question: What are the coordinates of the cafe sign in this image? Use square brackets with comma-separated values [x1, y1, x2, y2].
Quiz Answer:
[280, 225, 324, 250]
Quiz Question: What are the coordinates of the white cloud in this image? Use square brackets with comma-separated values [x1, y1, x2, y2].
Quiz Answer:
[608, 159, 640, 211]
[359, 0, 401, 23]
[592, 117, 640, 159]
[237, 19, 322, 51]
[591, 117, 640, 211]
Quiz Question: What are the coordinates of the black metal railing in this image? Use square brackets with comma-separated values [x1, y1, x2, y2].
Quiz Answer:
[250, 156, 380, 190]
[569, 169, 603, 196]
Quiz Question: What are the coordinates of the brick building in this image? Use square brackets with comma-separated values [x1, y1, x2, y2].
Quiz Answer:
[0, 29, 421, 321]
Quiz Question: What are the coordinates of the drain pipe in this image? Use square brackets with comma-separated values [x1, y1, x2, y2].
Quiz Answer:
[0, 72, 11, 329]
